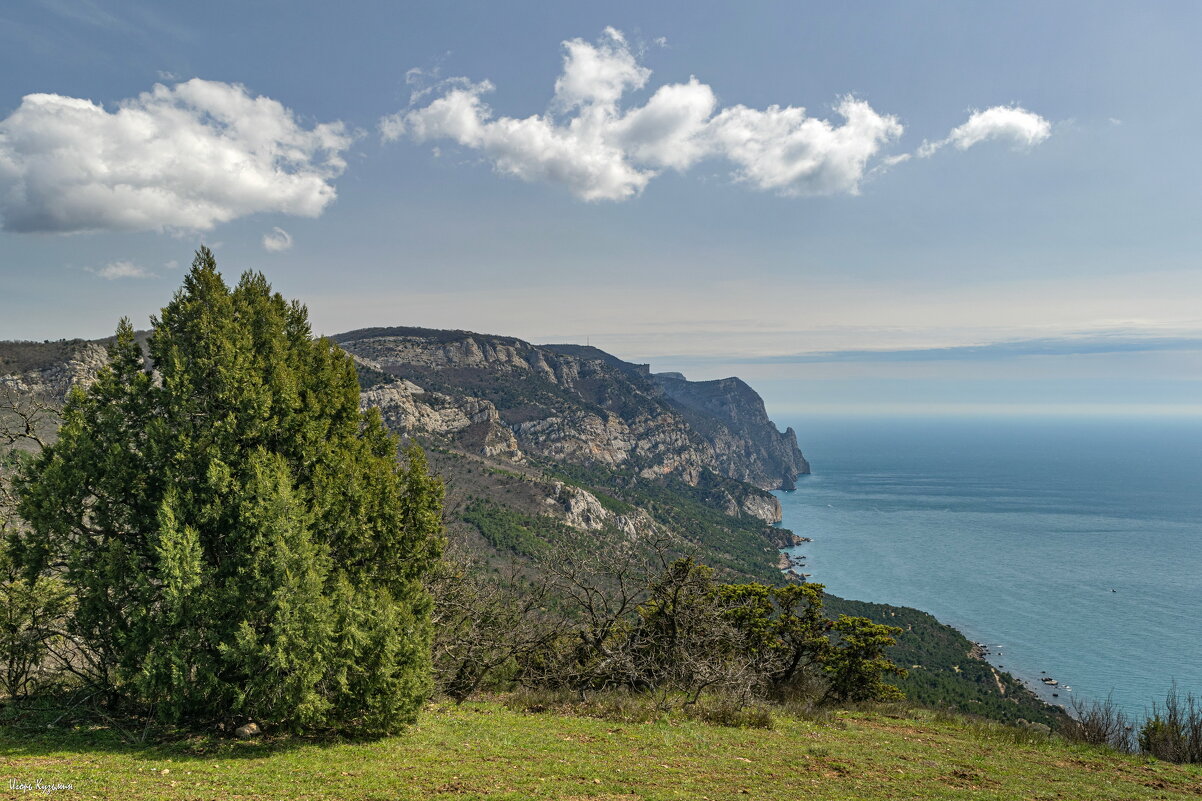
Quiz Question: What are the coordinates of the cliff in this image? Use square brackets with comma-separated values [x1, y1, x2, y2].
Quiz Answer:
[651, 372, 809, 491]
[334, 328, 806, 514]
[0, 339, 108, 398]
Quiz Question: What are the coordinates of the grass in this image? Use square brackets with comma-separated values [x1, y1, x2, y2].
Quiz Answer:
[3, 701, 1202, 800]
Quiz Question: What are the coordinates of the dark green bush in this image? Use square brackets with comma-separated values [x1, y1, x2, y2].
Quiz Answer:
[12, 249, 442, 735]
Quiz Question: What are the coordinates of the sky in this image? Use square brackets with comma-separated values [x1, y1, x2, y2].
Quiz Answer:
[2, 1, 1201, 417]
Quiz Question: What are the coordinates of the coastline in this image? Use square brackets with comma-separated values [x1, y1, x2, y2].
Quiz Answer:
[776, 540, 1066, 725]
[770, 416, 1202, 720]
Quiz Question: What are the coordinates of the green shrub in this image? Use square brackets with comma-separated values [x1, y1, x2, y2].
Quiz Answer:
[12, 249, 442, 734]
[0, 540, 72, 699]
[1138, 687, 1202, 763]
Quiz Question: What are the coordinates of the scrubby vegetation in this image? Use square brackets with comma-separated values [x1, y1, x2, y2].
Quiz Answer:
[825, 596, 1061, 726]
[459, 498, 564, 558]
[546, 462, 788, 581]
[1060, 688, 1202, 765]
[427, 541, 907, 712]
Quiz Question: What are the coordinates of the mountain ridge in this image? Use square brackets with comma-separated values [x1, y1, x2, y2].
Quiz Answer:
[333, 326, 808, 500]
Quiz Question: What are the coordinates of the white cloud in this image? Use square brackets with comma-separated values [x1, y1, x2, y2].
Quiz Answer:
[611, 77, 717, 170]
[379, 111, 408, 143]
[706, 97, 902, 196]
[262, 226, 293, 252]
[384, 29, 904, 201]
[552, 27, 649, 111]
[88, 260, 155, 280]
[401, 76, 653, 201]
[0, 78, 353, 233]
[918, 106, 1051, 157]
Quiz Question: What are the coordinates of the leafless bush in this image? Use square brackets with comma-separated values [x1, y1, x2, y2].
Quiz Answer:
[1, 387, 72, 700]
[516, 539, 661, 695]
[426, 548, 563, 702]
[1062, 695, 1134, 752]
[0, 384, 59, 453]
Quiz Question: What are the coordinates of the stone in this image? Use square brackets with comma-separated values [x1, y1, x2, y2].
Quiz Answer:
[234, 722, 261, 739]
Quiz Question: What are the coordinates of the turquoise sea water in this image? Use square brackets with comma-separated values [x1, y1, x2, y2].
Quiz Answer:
[777, 416, 1202, 717]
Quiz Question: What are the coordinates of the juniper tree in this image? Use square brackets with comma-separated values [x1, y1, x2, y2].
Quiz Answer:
[823, 615, 906, 703]
[14, 248, 442, 733]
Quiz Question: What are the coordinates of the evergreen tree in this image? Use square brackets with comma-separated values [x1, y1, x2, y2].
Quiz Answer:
[14, 248, 442, 733]
[823, 615, 907, 703]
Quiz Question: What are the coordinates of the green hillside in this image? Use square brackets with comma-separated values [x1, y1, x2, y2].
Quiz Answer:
[3, 700, 1198, 800]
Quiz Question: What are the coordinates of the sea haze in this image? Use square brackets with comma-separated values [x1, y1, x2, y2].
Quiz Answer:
[778, 416, 1202, 717]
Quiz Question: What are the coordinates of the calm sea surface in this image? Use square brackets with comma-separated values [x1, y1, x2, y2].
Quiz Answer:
[778, 416, 1202, 716]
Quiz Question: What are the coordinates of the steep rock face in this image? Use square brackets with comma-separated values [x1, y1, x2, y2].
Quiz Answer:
[333, 328, 805, 526]
[354, 353, 524, 461]
[512, 410, 704, 483]
[0, 341, 108, 399]
[651, 373, 810, 490]
[547, 481, 657, 539]
[335, 329, 707, 480]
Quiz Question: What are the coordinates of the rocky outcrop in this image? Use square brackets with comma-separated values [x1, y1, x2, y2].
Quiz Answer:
[342, 330, 580, 385]
[546, 481, 657, 539]
[334, 328, 808, 497]
[0, 342, 107, 399]
[740, 491, 784, 524]
[357, 368, 523, 461]
[651, 373, 810, 490]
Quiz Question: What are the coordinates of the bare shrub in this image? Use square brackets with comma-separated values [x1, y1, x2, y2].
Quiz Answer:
[429, 533, 905, 719]
[1062, 695, 1134, 753]
[426, 548, 562, 703]
[516, 539, 660, 695]
[1, 388, 71, 700]
[0, 385, 59, 454]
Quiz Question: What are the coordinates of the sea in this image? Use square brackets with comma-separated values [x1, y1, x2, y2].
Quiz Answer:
[777, 415, 1202, 718]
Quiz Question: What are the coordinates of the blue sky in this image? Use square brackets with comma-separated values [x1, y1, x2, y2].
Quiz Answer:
[2, 1, 1201, 416]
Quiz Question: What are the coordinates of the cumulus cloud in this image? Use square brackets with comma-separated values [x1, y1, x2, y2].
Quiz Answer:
[0, 78, 353, 233]
[918, 106, 1051, 157]
[384, 29, 904, 200]
[262, 226, 293, 252]
[88, 260, 155, 280]
[707, 97, 902, 195]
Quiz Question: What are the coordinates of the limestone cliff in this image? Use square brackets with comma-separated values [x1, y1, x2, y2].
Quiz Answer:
[333, 327, 807, 524]
[650, 373, 810, 491]
[0, 340, 108, 398]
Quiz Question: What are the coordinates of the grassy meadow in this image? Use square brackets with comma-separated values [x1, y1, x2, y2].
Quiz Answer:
[3, 700, 1201, 800]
